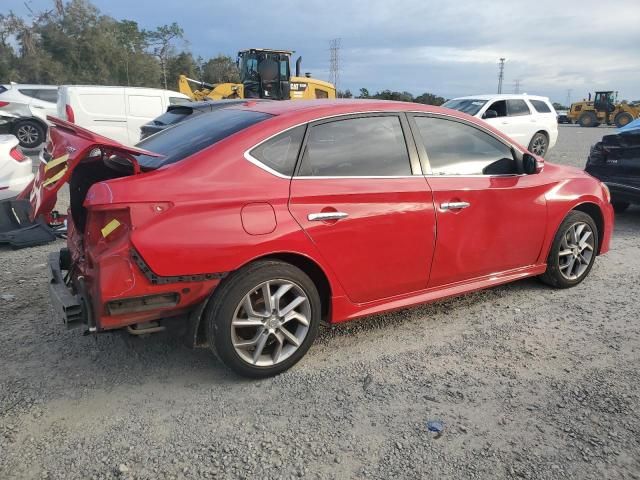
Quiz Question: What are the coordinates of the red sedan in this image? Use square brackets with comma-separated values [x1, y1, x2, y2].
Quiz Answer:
[36, 100, 613, 377]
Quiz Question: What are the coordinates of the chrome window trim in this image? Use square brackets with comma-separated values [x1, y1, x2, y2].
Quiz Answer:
[243, 109, 527, 180]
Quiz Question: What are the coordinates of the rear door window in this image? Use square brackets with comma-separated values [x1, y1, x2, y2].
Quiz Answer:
[35, 89, 58, 103]
[297, 116, 411, 176]
[507, 99, 531, 116]
[529, 99, 552, 113]
[135, 109, 272, 169]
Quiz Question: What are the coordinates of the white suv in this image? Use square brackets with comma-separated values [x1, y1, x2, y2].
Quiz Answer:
[0, 83, 58, 148]
[442, 94, 558, 157]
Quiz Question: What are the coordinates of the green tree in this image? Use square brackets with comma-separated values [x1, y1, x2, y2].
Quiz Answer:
[337, 89, 352, 98]
[200, 55, 240, 84]
[357, 87, 370, 98]
[414, 92, 446, 106]
[146, 22, 184, 89]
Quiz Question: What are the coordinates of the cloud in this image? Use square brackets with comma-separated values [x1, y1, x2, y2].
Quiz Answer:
[6, 0, 640, 102]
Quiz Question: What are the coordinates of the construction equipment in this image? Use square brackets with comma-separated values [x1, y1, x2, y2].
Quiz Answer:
[179, 48, 336, 101]
[567, 91, 640, 128]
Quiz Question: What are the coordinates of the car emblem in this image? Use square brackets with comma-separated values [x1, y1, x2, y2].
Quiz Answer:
[66, 146, 77, 154]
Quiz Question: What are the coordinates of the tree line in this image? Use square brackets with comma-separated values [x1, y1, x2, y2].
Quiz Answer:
[0, 0, 447, 106]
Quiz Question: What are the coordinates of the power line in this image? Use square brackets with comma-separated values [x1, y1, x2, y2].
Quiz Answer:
[497, 58, 506, 94]
[514, 79, 521, 94]
[329, 38, 341, 91]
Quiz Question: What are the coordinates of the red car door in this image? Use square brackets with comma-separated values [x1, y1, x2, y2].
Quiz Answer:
[409, 114, 549, 287]
[288, 114, 436, 304]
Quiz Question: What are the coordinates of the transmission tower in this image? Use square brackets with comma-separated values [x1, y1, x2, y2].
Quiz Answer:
[497, 58, 506, 94]
[329, 38, 341, 91]
[514, 79, 521, 94]
[566, 89, 572, 107]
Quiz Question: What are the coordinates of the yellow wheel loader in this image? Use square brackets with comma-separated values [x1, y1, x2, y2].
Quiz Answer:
[179, 48, 336, 101]
[568, 91, 640, 128]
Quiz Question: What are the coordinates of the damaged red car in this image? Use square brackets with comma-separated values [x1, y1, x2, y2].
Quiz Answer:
[35, 100, 613, 377]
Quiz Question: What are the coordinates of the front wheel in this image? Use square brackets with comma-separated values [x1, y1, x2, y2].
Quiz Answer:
[539, 211, 598, 288]
[205, 260, 321, 378]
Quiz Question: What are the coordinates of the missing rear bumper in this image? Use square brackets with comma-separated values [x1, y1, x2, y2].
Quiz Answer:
[47, 251, 89, 328]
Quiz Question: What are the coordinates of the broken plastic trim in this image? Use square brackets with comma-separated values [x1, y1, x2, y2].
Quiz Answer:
[106, 293, 180, 316]
[130, 248, 228, 285]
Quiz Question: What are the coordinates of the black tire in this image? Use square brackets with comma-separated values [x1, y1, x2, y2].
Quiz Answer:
[204, 260, 321, 378]
[13, 119, 45, 148]
[612, 201, 630, 213]
[539, 211, 599, 289]
[578, 112, 598, 128]
[614, 112, 634, 128]
[528, 132, 549, 157]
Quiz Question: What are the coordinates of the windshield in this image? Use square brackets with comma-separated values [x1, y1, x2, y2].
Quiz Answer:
[135, 108, 272, 169]
[442, 99, 488, 116]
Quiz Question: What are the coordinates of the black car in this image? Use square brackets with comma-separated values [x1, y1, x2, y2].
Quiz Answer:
[585, 129, 640, 212]
[139, 99, 270, 140]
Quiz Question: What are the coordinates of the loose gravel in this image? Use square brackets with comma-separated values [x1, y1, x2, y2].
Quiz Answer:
[1, 125, 639, 479]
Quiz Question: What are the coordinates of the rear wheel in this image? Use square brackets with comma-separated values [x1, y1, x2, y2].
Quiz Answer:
[528, 132, 549, 157]
[578, 112, 598, 128]
[539, 211, 598, 288]
[614, 112, 634, 128]
[13, 119, 45, 148]
[612, 201, 630, 213]
[205, 260, 321, 378]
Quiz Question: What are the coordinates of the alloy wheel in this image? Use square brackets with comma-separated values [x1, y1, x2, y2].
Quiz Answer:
[17, 124, 39, 145]
[558, 222, 595, 280]
[231, 279, 311, 367]
[531, 135, 547, 156]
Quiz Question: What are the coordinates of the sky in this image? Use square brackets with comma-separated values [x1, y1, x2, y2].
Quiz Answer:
[5, 0, 640, 104]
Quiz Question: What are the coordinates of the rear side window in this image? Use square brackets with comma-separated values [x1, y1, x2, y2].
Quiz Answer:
[414, 116, 514, 175]
[0, 86, 7, 94]
[135, 109, 272, 169]
[529, 99, 552, 113]
[507, 99, 531, 116]
[35, 89, 58, 103]
[250, 125, 305, 176]
[298, 116, 411, 176]
[18, 88, 39, 99]
[169, 96, 191, 105]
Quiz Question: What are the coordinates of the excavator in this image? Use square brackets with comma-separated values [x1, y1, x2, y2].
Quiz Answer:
[568, 91, 640, 128]
[179, 48, 336, 101]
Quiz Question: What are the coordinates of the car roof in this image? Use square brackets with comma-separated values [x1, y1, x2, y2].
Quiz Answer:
[449, 94, 550, 102]
[230, 99, 448, 118]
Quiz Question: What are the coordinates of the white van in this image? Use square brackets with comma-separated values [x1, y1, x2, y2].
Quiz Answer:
[57, 86, 191, 146]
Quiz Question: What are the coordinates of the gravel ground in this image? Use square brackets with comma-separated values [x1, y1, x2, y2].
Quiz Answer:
[1, 125, 639, 479]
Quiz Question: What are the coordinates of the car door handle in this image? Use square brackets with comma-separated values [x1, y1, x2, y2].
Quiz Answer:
[308, 212, 349, 221]
[441, 201, 471, 210]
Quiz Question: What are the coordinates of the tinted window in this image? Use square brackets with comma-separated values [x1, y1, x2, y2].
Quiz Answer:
[530, 99, 552, 113]
[414, 116, 514, 175]
[18, 89, 39, 99]
[507, 99, 531, 116]
[298, 116, 411, 177]
[135, 109, 271, 169]
[0, 86, 7, 94]
[250, 125, 305, 176]
[487, 100, 507, 117]
[169, 96, 191, 105]
[35, 89, 58, 103]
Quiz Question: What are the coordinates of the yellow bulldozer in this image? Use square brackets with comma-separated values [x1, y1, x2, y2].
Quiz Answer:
[568, 91, 640, 128]
[179, 48, 336, 102]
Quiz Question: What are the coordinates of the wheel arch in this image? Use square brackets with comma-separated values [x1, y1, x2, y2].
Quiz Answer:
[192, 251, 333, 348]
[572, 202, 605, 255]
[12, 116, 48, 132]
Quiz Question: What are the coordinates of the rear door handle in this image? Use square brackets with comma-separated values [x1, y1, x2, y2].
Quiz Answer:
[308, 212, 349, 221]
[441, 201, 470, 210]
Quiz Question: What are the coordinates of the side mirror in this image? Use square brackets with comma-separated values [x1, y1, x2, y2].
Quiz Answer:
[483, 109, 498, 119]
[523, 153, 544, 174]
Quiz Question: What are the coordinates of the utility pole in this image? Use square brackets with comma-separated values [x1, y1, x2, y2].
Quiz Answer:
[566, 89, 572, 108]
[497, 58, 506, 94]
[329, 38, 341, 92]
[514, 79, 521, 94]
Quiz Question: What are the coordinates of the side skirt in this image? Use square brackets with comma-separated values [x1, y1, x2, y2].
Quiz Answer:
[330, 264, 548, 323]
